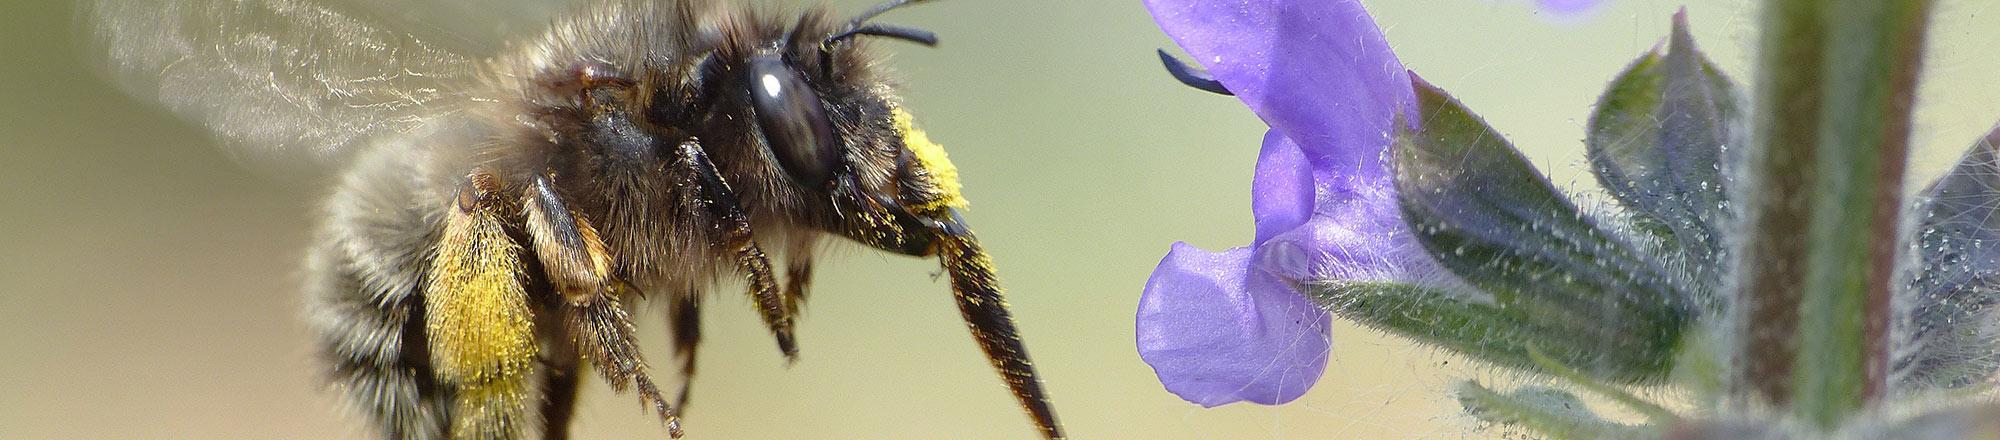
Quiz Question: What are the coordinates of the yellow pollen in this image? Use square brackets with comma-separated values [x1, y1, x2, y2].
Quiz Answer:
[894, 108, 968, 211]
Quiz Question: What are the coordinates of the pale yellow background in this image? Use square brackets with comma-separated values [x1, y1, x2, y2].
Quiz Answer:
[5, 0, 1999, 438]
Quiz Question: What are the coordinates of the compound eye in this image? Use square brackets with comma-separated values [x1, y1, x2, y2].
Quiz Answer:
[747, 55, 840, 187]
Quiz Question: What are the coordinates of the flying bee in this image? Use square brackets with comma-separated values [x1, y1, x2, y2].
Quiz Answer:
[88, 0, 1064, 438]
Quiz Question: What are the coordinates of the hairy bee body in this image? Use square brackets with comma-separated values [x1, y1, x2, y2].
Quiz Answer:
[92, 0, 1062, 438]
[306, 135, 458, 439]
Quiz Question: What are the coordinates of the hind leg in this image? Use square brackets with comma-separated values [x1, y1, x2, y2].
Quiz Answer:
[538, 333, 581, 440]
[522, 174, 680, 437]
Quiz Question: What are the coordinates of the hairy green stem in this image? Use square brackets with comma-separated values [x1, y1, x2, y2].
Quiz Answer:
[1736, 0, 1819, 407]
[1738, 0, 1931, 428]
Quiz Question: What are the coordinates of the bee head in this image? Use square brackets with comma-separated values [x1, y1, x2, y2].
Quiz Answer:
[695, 0, 969, 250]
[708, 0, 940, 190]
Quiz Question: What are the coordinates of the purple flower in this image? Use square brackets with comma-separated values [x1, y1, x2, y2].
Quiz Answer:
[1136, 0, 1440, 406]
[1536, 0, 1605, 17]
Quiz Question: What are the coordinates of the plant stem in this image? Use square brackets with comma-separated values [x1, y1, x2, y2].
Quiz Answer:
[1799, 0, 1929, 423]
[1738, 0, 1931, 428]
[1736, 0, 1821, 409]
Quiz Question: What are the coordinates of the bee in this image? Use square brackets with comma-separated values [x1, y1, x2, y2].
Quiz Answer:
[87, 0, 1063, 438]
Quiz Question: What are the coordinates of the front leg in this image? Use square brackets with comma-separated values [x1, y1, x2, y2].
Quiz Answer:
[670, 140, 798, 361]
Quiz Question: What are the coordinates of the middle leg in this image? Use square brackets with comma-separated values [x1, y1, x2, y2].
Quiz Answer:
[668, 294, 702, 410]
[669, 139, 797, 362]
[522, 174, 681, 437]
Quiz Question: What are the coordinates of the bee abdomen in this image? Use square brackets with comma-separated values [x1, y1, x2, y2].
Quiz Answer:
[308, 242, 453, 440]
[305, 144, 459, 439]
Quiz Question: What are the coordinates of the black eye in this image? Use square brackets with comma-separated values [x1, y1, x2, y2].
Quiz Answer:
[747, 55, 840, 187]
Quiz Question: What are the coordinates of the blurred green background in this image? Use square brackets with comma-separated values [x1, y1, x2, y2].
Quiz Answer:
[4, 0, 1999, 438]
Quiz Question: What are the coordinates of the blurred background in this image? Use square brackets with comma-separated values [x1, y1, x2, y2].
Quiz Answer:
[5, 0, 2000, 438]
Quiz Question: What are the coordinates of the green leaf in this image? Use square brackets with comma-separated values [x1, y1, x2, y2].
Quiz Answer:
[1309, 281, 1663, 382]
[1455, 381, 1646, 440]
[1524, 346, 1678, 424]
[1586, 12, 1743, 296]
[1896, 127, 2000, 391]
[1394, 78, 1689, 383]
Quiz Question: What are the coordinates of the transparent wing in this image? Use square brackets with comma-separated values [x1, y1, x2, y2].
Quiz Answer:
[343, 0, 572, 55]
[87, 0, 499, 166]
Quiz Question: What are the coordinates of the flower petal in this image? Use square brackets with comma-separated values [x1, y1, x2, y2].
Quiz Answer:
[1254, 182, 1428, 286]
[1252, 130, 1314, 245]
[1137, 242, 1331, 407]
[1145, 0, 1415, 178]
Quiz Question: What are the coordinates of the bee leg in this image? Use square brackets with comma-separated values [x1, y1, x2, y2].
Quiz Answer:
[829, 173, 1064, 439]
[828, 175, 940, 255]
[782, 236, 818, 317]
[783, 256, 814, 317]
[426, 172, 539, 440]
[670, 139, 798, 361]
[522, 175, 683, 438]
[537, 332, 580, 440]
[930, 230, 1065, 440]
[668, 294, 702, 410]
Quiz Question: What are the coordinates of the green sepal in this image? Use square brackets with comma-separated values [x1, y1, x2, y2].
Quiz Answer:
[1393, 78, 1689, 383]
[1586, 12, 1743, 297]
[1308, 280, 1674, 384]
[1896, 127, 2000, 392]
